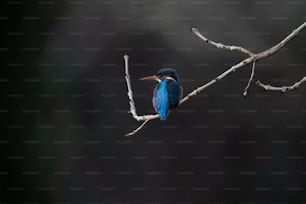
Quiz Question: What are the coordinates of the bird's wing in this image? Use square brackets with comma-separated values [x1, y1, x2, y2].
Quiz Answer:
[167, 80, 182, 107]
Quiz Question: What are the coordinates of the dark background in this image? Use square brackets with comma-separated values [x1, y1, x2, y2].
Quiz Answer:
[1, 0, 306, 203]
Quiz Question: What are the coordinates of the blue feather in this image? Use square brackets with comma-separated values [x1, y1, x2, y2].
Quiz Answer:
[167, 80, 182, 107]
[142, 68, 182, 120]
[153, 80, 170, 120]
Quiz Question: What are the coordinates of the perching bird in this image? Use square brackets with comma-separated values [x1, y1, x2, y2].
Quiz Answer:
[140, 68, 183, 120]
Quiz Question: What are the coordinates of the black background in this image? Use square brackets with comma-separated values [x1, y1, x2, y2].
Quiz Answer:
[1, 0, 306, 203]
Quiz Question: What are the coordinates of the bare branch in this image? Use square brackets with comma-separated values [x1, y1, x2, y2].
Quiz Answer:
[179, 57, 255, 105]
[191, 27, 254, 57]
[125, 119, 150, 136]
[180, 22, 306, 104]
[256, 76, 306, 93]
[124, 54, 159, 121]
[243, 61, 256, 97]
[255, 22, 306, 59]
[124, 22, 306, 135]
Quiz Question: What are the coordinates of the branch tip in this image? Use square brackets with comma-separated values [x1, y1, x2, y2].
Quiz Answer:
[191, 26, 197, 32]
[125, 120, 150, 136]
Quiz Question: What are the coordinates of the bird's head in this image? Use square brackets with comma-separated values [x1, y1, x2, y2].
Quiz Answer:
[140, 68, 179, 83]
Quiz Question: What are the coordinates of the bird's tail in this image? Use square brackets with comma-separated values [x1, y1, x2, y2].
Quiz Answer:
[159, 109, 168, 120]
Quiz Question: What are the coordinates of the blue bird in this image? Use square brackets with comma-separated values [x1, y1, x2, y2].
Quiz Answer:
[140, 68, 183, 120]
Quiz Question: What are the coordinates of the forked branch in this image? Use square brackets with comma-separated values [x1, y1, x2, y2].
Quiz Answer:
[124, 22, 306, 136]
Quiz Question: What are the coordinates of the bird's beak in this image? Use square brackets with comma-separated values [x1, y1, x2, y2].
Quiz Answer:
[139, 75, 159, 81]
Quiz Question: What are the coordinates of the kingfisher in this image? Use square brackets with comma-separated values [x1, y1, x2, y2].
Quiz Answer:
[140, 68, 183, 120]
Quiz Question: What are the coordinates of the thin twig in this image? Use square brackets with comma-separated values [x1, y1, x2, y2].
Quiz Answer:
[256, 76, 306, 93]
[243, 61, 256, 96]
[255, 22, 306, 59]
[124, 54, 159, 121]
[125, 119, 150, 136]
[179, 57, 255, 105]
[124, 54, 158, 135]
[191, 27, 254, 57]
[124, 22, 306, 136]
